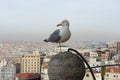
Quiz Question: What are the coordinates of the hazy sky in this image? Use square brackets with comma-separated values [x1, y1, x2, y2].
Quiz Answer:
[0, 0, 120, 42]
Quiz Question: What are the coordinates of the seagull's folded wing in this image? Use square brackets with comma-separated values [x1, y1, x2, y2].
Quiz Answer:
[48, 29, 61, 42]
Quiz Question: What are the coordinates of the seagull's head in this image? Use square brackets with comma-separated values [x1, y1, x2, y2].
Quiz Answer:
[57, 19, 69, 27]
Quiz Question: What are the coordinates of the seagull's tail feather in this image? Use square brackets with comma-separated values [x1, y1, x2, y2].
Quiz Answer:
[43, 39, 49, 42]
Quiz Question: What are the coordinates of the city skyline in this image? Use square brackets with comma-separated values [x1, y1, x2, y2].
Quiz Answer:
[0, 0, 120, 42]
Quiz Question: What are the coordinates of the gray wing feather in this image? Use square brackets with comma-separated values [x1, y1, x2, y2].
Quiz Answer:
[48, 29, 61, 42]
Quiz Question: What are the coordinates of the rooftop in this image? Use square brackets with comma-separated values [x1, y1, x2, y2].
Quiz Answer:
[15, 73, 40, 79]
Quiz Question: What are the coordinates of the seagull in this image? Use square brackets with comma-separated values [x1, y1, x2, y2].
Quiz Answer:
[43, 19, 71, 52]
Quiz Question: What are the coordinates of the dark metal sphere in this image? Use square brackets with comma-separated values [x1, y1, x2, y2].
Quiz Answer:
[48, 51, 86, 80]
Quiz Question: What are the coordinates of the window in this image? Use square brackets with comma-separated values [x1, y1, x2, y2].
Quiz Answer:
[116, 75, 118, 77]
[106, 74, 109, 77]
[86, 74, 89, 77]
[113, 75, 115, 77]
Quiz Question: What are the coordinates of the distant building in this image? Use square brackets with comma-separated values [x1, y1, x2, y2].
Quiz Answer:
[83, 71, 101, 80]
[89, 61, 102, 72]
[112, 54, 120, 63]
[100, 53, 109, 60]
[14, 63, 21, 73]
[96, 50, 109, 60]
[41, 62, 49, 80]
[117, 42, 120, 54]
[0, 58, 7, 68]
[41, 56, 51, 80]
[0, 60, 16, 80]
[105, 67, 120, 80]
[89, 51, 98, 58]
[15, 73, 40, 80]
[108, 41, 120, 55]
[55, 46, 70, 52]
[20, 51, 41, 73]
[108, 40, 118, 48]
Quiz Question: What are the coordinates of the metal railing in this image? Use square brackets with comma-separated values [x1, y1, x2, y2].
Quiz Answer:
[68, 48, 120, 80]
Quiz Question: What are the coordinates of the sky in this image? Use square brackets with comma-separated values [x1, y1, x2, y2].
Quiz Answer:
[0, 0, 120, 42]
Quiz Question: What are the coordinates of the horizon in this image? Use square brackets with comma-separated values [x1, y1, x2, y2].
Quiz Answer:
[0, 0, 120, 42]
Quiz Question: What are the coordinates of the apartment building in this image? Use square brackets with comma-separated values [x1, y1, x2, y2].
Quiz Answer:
[20, 51, 41, 73]
[0, 61, 16, 80]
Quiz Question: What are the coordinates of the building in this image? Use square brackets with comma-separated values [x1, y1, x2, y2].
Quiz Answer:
[89, 61, 102, 72]
[105, 67, 120, 80]
[15, 73, 40, 80]
[20, 51, 41, 73]
[108, 41, 120, 55]
[55, 45, 70, 52]
[0, 58, 7, 68]
[117, 42, 120, 54]
[14, 63, 21, 73]
[83, 71, 101, 80]
[41, 56, 51, 80]
[89, 51, 98, 57]
[0, 60, 16, 80]
[41, 62, 49, 80]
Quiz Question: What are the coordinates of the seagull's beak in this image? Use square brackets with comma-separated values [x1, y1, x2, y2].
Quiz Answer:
[57, 24, 62, 27]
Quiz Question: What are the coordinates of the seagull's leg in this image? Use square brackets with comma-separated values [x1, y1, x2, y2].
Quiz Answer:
[59, 43, 62, 53]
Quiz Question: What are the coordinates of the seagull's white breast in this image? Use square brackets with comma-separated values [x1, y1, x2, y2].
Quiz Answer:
[58, 26, 71, 43]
